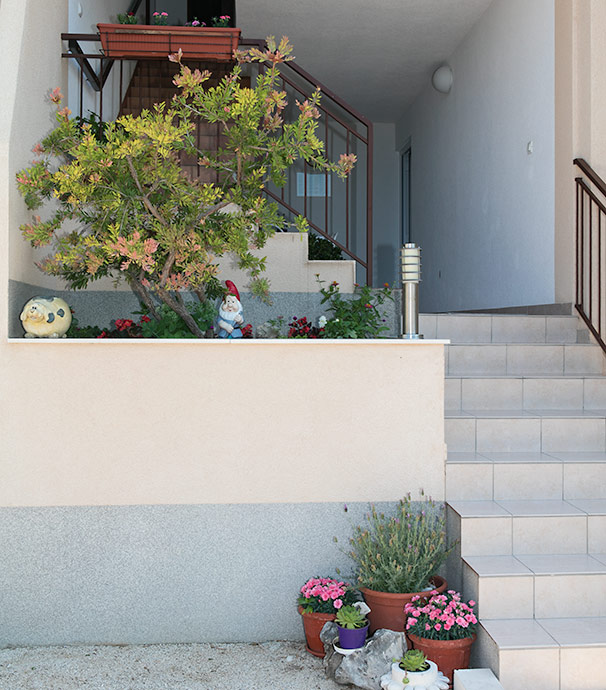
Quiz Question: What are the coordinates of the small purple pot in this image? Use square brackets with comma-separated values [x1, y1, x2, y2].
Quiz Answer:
[337, 624, 369, 650]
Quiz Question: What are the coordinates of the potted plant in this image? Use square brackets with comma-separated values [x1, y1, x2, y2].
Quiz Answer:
[334, 604, 369, 650]
[404, 590, 477, 683]
[338, 491, 453, 634]
[98, 10, 241, 61]
[381, 649, 449, 689]
[297, 577, 359, 658]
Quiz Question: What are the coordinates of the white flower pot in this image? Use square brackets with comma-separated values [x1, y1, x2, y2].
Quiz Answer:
[380, 660, 450, 690]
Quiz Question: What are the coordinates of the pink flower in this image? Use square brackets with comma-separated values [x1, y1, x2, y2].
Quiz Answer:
[334, 599, 343, 609]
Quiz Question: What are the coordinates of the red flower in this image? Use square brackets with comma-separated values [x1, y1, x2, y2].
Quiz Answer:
[140, 315, 151, 324]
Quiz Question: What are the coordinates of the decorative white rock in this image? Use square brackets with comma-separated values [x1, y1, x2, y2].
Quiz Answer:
[20, 297, 72, 338]
[380, 661, 450, 690]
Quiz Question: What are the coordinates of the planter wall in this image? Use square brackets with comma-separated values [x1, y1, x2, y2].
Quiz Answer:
[0, 339, 445, 645]
[98, 24, 241, 61]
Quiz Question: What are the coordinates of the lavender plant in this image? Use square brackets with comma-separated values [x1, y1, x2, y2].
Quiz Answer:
[341, 492, 454, 593]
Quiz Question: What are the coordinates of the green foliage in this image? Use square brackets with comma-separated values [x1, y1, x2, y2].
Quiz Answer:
[66, 314, 103, 338]
[211, 15, 231, 27]
[308, 233, 343, 261]
[16, 38, 355, 337]
[335, 605, 368, 630]
[399, 650, 429, 673]
[340, 492, 455, 594]
[139, 301, 217, 338]
[117, 12, 138, 24]
[319, 279, 393, 338]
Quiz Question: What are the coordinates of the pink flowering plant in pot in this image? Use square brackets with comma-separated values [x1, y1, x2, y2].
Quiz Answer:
[297, 577, 358, 614]
[404, 590, 477, 640]
[404, 590, 477, 681]
[297, 577, 360, 657]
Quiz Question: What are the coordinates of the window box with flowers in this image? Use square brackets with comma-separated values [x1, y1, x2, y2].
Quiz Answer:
[98, 11, 240, 61]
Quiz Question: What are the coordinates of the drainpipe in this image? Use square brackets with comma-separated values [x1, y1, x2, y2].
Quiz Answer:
[401, 243, 423, 339]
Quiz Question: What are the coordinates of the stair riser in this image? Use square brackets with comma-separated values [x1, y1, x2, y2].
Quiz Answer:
[446, 461, 606, 501]
[446, 417, 606, 453]
[475, 624, 606, 690]
[453, 513, 591, 557]
[422, 314, 579, 344]
[464, 566, 606, 619]
[446, 377, 606, 410]
[446, 344, 604, 376]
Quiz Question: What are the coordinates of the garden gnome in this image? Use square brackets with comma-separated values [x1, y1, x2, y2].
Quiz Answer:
[217, 280, 244, 338]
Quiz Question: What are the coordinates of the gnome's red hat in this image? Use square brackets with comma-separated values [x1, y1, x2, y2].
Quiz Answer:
[225, 280, 240, 301]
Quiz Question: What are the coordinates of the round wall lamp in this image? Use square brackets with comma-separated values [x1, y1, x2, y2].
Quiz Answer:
[432, 65, 453, 94]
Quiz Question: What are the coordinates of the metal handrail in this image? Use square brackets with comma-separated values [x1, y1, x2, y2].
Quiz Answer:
[61, 32, 373, 284]
[574, 158, 606, 352]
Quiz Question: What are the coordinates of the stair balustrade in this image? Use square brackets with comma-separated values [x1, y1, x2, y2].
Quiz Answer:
[574, 157, 606, 352]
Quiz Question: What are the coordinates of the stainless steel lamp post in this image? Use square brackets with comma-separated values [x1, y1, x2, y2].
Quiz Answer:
[401, 243, 423, 339]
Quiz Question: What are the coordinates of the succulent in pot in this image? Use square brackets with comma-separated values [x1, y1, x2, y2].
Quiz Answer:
[335, 604, 369, 650]
[381, 649, 449, 689]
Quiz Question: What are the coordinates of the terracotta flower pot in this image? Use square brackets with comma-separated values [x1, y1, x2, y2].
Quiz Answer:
[361, 575, 447, 634]
[408, 632, 476, 682]
[298, 606, 335, 658]
[97, 24, 241, 61]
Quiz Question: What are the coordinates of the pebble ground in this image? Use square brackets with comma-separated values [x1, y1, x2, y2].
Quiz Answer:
[0, 640, 348, 690]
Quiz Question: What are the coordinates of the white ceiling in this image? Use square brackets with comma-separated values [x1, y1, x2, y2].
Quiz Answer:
[237, 0, 494, 122]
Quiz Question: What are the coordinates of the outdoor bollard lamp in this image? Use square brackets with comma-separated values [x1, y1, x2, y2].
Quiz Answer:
[401, 243, 423, 339]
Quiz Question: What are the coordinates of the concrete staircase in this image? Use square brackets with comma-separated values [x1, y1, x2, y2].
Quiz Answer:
[435, 312, 606, 690]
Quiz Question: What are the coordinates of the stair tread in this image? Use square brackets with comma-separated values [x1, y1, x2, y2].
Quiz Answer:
[482, 617, 606, 648]
[447, 342, 598, 347]
[464, 553, 606, 576]
[567, 498, 606, 514]
[447, 450, 606, 463]
[446, 374, 606, 378]
[447, 451, 562, 463]
[445, 408, 606, 418]
[448, 498, 586, 517]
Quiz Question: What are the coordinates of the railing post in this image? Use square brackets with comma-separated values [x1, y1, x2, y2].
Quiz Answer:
[400, 243, 423, 339]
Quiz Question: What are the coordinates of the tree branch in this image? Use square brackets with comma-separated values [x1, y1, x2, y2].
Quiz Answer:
[155, 287, 203, 337]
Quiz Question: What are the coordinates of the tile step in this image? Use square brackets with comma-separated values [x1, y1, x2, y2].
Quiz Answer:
[446, 452, 606, 501]
[445, 343, 604, 376]
[475, 617, 606, 690]
[462, 554, 606, 619]
[446, 376, 606, 411]
[446, 500, 606, 557]
[445, 414, 606, 453]
[421, 314, 580, 344]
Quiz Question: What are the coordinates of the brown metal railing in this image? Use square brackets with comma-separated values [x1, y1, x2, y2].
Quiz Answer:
[61, 33, 373, 284]
[574, 157, 606, 352]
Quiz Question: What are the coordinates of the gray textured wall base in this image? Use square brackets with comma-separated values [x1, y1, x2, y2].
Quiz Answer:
[0, 501, 414, 647]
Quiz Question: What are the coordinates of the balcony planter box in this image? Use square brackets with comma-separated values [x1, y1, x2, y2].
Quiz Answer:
[97, 24, 241, 61]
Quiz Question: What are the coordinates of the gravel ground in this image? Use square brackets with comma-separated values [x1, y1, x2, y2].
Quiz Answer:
[0, 641, 349, 690]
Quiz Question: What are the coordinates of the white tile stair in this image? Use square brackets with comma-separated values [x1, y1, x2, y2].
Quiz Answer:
[439, 312, 606, 690]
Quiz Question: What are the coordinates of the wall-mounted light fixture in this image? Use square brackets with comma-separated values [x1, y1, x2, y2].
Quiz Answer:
[432, 65, 453, 94]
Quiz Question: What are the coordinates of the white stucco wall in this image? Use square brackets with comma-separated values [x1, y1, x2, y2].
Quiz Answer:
[396, 0, 556, 312]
